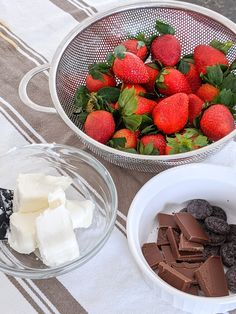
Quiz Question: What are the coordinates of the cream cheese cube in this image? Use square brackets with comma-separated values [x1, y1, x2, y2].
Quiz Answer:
[66, 199, 95, 229]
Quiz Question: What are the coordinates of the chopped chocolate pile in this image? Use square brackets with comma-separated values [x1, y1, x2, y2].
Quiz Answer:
[142, 199, 236, 297]
[0, 188, 13, 239]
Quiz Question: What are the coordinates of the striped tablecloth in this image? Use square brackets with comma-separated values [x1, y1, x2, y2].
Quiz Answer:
[0, 1, 236, 313]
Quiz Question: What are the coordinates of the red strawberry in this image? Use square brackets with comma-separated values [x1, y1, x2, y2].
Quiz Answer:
[194, 44, 229, 75]
[188, 94, 204, 125]
[184, 63, 202, 93]
[84, 110, 115, 144]
[112, 46, 149, 84]
[143, 63, 160, 93]
[152, 93, 189, 134]
[112, 128, 137, 149]
[121, 39, 148, 61]
[196, 83, 219, 102]
[140, 134, 166, 155]
[86, 62, 116, 92]
[135, 96, 157, 115]
[151, 34, 181, 67]
[157, 68, 192, 96]
[200, 104, 235, 141]
[122, 83, 146, 95]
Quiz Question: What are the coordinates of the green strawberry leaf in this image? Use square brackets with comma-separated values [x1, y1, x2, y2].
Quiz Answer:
[88, 62, 112, 80]
[74, 85, 90, 111]
[106, 53, 115, 66]
[118, 87, 137, 115]
[155, 20, 175, 35]
[203, 65, 224, 87]
[221, 73, 236, 93]
[73, 111, 88, 125]
[137, 40, 145, 48]
[210, 39, 235, 55]
[138, 141, 158, 155]
[140, 114, 153, 129]
[193, 135, 209, 147]
[183, 128, 200, 138]
[97, 87, 120, 103]
[119, 147, 138, 154]
[140, 124, 158, 135]
[107, 137, 126, 148]
[123, 114, 142, 131]
[114, 45, 126, 59]
[178, 59, 190, 74]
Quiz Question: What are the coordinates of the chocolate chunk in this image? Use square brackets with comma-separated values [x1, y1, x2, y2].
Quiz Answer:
[195, 256, 229, 297]
[205, 230, 226, 246]
[166, 227, 180, 259]
[227, 224, 236, 243]
[226, 266, 236, 293]
[157, 228, 169, 247]
[211, 206, 227, 221]
[172, 262, 201, 284]
[186, 285, 199, 295]
[158, 262, 192, 292]
[220, 242, 236, 267]
[187, 199, 213, 220]
[0, 188, 13, 240]
[174, 212, 209, 244]
[161, 245, 176, 264]
[205, 217, 230, 235]
[157, 213, 178, 229]
[203, 245, 220, 259]
[179, 234, 204, 252]
[142, 243, 164, 269]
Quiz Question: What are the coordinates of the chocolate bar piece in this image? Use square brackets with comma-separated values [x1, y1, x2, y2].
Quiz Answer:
[194, 256, 229, 297]
[179, 233, 204, 252]
[157, 213, 178, 229]
[142, 243, 163, 269]
[185, 285, 199, 296]
[172, 262, 201, 284]
[161, 245, 176, 264]
[158, 262, 192, 291]
[157, 227, 169, 247]
[0, 188, 13, 240]
[174, 212, 209, 244]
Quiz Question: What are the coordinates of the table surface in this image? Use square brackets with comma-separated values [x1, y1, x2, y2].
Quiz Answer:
[0, 1, 236, 313]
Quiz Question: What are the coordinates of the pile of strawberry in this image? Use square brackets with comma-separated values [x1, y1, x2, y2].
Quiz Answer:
[73, 20, 236, 155]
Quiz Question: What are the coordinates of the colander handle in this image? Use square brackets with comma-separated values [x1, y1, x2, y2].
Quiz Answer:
[18, 63, 57, 114]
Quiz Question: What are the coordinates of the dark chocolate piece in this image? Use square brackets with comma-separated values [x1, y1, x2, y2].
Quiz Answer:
[172, 262, 201, 284]
[205, 217, 230, 235]
[142, 243, 163, 269]
[179, 234, 204, 252]
[220, 242, 236, 267]
[158, 262, 192, 292]
[226, 266, 236, 293]
[157, 228, 169, 247]
[161, 245, 176, 264]
[0, 188, 13, 240]
[157, 213, 178, 229]
[211, 206, 227, 221]
[166, 227, 180, 259]
[185, 285, 199, 296]
[187, 199, 213, 220]
[174, 212, 209, 244]
[194, 256, 229, 297]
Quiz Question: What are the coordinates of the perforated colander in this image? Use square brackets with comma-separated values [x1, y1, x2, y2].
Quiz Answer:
[19, 1, 236, 172]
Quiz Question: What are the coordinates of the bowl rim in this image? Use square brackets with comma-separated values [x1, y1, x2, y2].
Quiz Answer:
[48, 0, 236, 162]
[126, 163, 236, 303]
[0, 143, 118, 279]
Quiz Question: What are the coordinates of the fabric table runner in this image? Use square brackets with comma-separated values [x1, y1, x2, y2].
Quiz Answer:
[0, 0, 236, 313]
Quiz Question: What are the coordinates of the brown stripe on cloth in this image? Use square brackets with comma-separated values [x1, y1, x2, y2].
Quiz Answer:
[6, 275, 45, 314]
[32, 278, 87, 314]
[76, 0, 98, 13]
[50, 0, 90, 21]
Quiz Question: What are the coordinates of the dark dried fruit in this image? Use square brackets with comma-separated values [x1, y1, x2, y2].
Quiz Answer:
[220, 242, 236, 267]
[205, 216, 230, 235]
[187, 199, 213, 220]
[205, 230, 226, 246]
[226, 266, 236, 293]
[227, 224, 236, 243]
[179, 208, 187, 213]
[211, 206, 227, 221]
[203, 245, 220, 259]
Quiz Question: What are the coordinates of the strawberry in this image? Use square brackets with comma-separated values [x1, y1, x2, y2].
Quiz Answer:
[135, 96, 157, 115]
[122, 83, 146, 95]
[184, 63, 202, 93]
[200, 104, 235, 141]
[152, 93, 189, 134]
[140, 134, 166, 155]
[196, 83, 219, 102]
[84, 110, 115, 144]
[156, 68, 192, 96]
[165, 128, 208, 154]
[112, 128, 137, 148]
[194, 44, 229, 75]
[112, 46, 149, 84]
[143, 63, 160, 93]
[188, 94, 204, 125]
[121, 39, 148, 61]
[86, 62, 116, 92]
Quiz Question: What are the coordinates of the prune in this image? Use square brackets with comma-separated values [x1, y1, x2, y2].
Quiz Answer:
[205, 230, 226, 246]
[220, 242, 236, 267]
[227, 224, 236, 243]
[203, 245, 220, 259]
[205, 216, 230, 235]
[187, 199, 212, 220]
[226, 266, 236, 293]
[211, 206, 227, 221]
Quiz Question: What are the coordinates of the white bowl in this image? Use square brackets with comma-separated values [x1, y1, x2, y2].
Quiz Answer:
[127, 163, 236, 314]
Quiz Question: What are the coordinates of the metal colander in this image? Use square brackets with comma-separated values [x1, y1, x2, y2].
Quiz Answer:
[20, 1, 236, 172]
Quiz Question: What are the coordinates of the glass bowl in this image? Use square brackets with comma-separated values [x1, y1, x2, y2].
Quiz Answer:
[0, 143, 117, 279]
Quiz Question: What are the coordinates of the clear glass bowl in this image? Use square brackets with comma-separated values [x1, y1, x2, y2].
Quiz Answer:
[0, 143, 117, 279]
